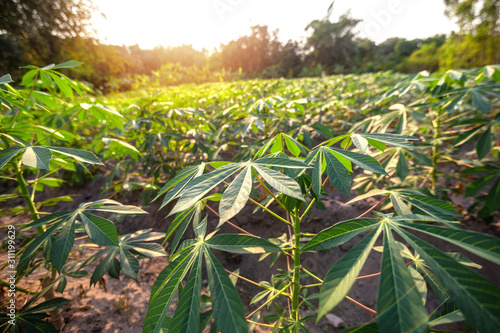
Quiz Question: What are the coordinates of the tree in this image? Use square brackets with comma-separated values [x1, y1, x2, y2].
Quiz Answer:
[305, 10, 362, 73]
[0, 0, 95, 67]
[442, 0, 499, 66]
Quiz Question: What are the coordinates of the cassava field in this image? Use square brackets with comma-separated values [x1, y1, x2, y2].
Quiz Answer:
[1, 63, 500, 333]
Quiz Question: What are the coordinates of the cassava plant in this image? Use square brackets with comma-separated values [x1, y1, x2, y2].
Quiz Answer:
[0, 63, 166, 332]
[351, 65, 500, 220]
[146, 132, 500, 332]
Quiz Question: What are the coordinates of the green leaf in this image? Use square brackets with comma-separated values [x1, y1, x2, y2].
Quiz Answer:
[253, 164, 305, 201]
[360, 133, 418, 150]
[159, 165, 205, 210]
[351, 134, 369, 153]
[318, 227, 381, 320]
[323, 149, 352, 195]
[18, 222, 62, 273]
[170, 251, 203, 333]
[0, 74, 13, 85]
[21, 146, 52, 169]
[51, 60, 84, 69]
[89, 248, 118, 285]
[0, 147, 25, 169]
[400, 192, 461, 219]
[26, 297, 71, 314]
[87, 204, 147, 215]
[154, 165, 202, 202]
[150, 248, 194, 301]
[398, 223, 500, 266]
[376, 225, 429, 333]
[465, 173, 498, 197]
[470, 90, 491, 113]
[476, 126, 492, 160]
[219, 165, 253, 226]
[302, 218, 381, 252]
[47, 72, 73, 99]
[164, 207, 197, 246]
[327, 147, 388, 176]
[311, 150, 323, 197]
[120, 247, 140, 279]
[396, 151, 409, 181]
[123, 242, 167, 258]
[20, 211, 72, 231]
[395, 229, 500, 333]
[205, 249, 248, 333]
[48, 147, 103, 165]
[80, 212, 119, 246]
[144, 251, 196, 333]
[206, 234, 284, 254]
[50, 220, 75, 273]
[253, 157, 309, 169]
[429, 310, 465, 327]
[170, 164, 243, 216]
[390, 193, 412, 216]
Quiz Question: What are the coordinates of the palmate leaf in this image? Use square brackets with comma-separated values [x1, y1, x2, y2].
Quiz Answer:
[205, 249, 248, 333]
[318, 227, 382, 320]
[170, 251, 203, 333]
[397, 222, 500, 265]
[302, 218, 381, 252]
[395, 228, 500, 333]
[206, 234, 284, 254]
[376, 224, 429, 333]
[219, 165, 253, 226]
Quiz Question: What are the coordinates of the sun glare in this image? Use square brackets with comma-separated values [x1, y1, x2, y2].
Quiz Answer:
[92, 0, 244, 50]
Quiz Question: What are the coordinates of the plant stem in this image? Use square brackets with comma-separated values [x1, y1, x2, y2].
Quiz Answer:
[14, 162, 39, 222]
[248, 197, 292, 226]
[246, 283, 291, 320]
[431, 107, 442, 191]
[291, 210, 301, 321]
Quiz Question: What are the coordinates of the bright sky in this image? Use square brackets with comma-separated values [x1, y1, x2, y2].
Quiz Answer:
[91, 0, 459, 51]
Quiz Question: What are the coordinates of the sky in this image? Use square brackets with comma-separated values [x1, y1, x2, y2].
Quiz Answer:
[91, 0, 459, 51]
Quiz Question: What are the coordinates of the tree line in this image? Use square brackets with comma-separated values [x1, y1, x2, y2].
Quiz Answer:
[1, 0, 498, 91]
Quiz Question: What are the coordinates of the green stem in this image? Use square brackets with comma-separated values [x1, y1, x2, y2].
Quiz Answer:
[291, 210, 301, 321]
[14, 162, 39, 222]
[431, 108, 442, 191]
[248, 197, 292, 226]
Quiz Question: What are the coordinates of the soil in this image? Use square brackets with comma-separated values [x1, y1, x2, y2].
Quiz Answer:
[1, 174, 499, 333]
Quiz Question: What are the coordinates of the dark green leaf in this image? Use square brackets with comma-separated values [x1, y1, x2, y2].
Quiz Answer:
[207, 234, 284, 254]
[302, 218, 381, 252]
[80, 212, 119, 246]
[205, 250, 248, 333]
[50, 220, 75, 273]
[21, 146, 52, 169]
[376, 225, 428, 332]
[318, 228, 381, 320]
